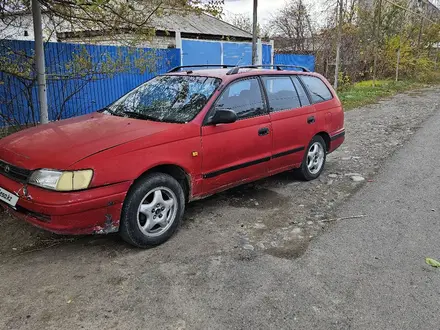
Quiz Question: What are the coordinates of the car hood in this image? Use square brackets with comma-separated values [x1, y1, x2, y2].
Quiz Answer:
[0, 113, 178, 169]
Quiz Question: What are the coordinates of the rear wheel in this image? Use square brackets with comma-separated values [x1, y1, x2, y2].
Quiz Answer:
[120, 173, 185, 248]
[297, 135, 326, 181]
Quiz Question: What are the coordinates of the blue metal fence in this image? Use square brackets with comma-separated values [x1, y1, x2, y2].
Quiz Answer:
[274, 54, 315, 72]
[181, 39, 221, 65]
[182, 39, 272, 67]
[262, 44, 272, 65]
[0, 39, 314, 128]
[0, 40, 180, 126]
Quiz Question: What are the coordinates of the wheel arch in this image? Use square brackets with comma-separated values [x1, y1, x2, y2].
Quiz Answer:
[315, 131, 331, 152]
[133, 164, 192, 202]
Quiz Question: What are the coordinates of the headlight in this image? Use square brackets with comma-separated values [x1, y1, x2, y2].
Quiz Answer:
[29, 169, 93, 191]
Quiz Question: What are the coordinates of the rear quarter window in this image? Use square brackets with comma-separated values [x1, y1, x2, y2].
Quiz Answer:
[300, 76, 333, 104]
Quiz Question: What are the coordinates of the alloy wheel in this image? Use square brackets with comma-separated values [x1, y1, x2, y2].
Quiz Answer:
[137, 187, 177, 237]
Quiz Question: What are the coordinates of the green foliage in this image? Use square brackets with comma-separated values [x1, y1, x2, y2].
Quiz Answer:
[337, 71, 352, 91]
[381, 35, 438, 82]
[317, 1, 440, 85]
[338, 79, 439, 110]
[0, 49, 34, 80]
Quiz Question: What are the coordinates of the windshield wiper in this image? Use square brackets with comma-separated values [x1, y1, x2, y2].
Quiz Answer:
[123, 111, 160, 121]
[101, 107, 125, 117]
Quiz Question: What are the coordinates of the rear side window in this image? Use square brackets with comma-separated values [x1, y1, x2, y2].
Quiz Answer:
[300, 76, 333, 104]
[216, 78, 265, 120]
[262, 76, 301, 112]
[291, 76, 310, 106]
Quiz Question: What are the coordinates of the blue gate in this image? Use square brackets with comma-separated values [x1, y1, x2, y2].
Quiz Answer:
[181, 40, 221, 65]
[182, 39, 272, 67]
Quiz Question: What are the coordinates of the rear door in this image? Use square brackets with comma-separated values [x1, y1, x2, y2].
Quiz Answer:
[201, 77, 272, 194]
[261, 75, 315, 173]
[299, 75, 341, 135]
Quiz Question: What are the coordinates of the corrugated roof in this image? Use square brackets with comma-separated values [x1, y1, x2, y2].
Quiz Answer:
[5, 8, 252, 39]
[150, 12, 252, 39]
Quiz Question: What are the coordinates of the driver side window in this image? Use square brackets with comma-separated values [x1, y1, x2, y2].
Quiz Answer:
[216, 78, 266, 120]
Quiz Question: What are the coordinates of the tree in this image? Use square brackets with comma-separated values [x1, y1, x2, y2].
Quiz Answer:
[269, 0, 315, 53]
[1, 0, 224, 45]
[227, 13, 262, 36]
[228, 13, 252, 34]
[320, 0, 440, 85]
[0, 0, 224, 129]
[333, 0, 343, 89]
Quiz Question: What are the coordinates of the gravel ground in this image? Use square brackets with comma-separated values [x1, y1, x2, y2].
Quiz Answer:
[0, 87, 439, 329]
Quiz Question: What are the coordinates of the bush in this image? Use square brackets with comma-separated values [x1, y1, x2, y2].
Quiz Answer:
[337, 71, 352, 91]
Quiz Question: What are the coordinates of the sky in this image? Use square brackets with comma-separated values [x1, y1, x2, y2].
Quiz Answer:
[223, 0, 440, 24]
[223, 0, 286, 24]
[223, 0, 327, 26]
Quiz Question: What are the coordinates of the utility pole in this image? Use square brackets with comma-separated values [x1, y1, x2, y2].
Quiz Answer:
[31, 0, 49, 124]
[251, 0, 258, 65]
[372, 0, 382, 87]
[334, 0, 343, 90]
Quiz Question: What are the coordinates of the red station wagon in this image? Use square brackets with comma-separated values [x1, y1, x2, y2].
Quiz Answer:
[0, 65, 345, 247]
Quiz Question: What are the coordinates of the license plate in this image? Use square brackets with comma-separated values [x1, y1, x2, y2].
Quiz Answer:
[0, 187, 18, 207]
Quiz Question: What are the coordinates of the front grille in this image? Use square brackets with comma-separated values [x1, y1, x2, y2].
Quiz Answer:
[0, 160, 31, 182]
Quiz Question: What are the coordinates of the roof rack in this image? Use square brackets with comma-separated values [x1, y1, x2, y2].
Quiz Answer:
[226, 64, 310, 75]
[167, 64, 235, 73]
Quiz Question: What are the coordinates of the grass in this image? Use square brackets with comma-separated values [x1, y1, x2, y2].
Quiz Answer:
[338, 79, 432, 111]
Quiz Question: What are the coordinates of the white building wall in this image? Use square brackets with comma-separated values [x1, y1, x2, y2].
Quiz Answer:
[0, 13, 57, 42]
[1, 13, 177, 49]
[60, 35, 176, 48]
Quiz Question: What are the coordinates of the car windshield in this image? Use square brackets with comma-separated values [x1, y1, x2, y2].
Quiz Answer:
[105, 75, 221, 123]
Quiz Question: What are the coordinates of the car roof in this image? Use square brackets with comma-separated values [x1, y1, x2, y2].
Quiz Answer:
[167, 68, 314, 80]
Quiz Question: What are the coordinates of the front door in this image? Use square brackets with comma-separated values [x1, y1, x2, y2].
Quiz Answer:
[201, 77, 272, 195]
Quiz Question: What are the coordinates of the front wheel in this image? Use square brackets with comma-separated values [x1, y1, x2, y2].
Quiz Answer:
[119, 173, 185, 248]
[297, 135, 327, 181]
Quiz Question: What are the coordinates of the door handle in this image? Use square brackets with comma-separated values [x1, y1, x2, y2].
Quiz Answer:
[258, 127, 270, 136]
[307, 116, 315, 124]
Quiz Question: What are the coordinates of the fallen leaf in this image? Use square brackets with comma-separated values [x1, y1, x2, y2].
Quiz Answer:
[425, 258, 440, 268]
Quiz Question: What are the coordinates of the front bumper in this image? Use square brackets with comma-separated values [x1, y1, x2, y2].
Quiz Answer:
[0, 174, 132, 235]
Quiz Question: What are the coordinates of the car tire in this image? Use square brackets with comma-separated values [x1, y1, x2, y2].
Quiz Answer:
[119, 173, 185, 248]
[296, 135, 327, 181]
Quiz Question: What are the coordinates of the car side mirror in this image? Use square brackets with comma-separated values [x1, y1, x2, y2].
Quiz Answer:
[207, 108, 237, 125]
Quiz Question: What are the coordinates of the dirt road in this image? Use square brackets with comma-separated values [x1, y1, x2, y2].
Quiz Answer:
[0, 87, 439, 329]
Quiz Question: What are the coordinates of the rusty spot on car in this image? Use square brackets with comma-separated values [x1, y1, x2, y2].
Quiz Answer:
[94, 214, 119, 234]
